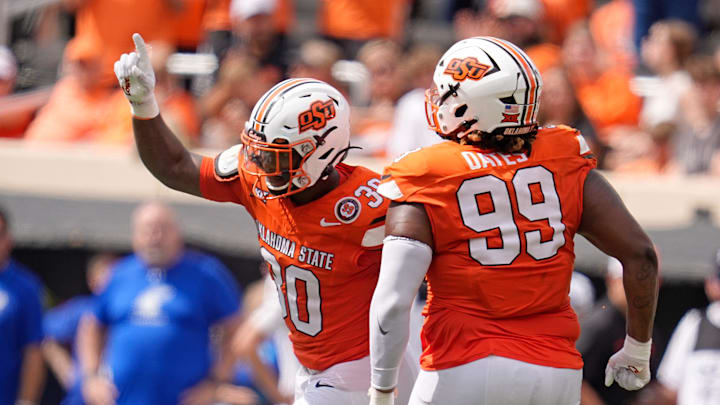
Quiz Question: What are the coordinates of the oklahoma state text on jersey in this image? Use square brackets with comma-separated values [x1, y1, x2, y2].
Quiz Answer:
[199, 147, 388, 371]
[378, 125, 597, 371]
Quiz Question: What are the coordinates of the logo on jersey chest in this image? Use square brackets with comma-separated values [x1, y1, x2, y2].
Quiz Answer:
[132, 284, 175, 324]
[334, 196, 361, 224]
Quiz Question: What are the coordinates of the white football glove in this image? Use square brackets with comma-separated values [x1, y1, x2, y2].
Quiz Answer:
[368, 387, 394, 405]
[605, 335, 652, 391]
[113, 33, 159, 119]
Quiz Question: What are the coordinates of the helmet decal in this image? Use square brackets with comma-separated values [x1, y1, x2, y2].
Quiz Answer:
[501, 113, 520, 123]
[443, 57, 491, 81]
[501, 103, 521, 123]
[480, 37, 541, 125]
[298, 99, 336, 133]
[252, 79, 323, 132]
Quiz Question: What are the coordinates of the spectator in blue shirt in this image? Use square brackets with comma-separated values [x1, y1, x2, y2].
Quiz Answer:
[77, 201, 242, 405]
[42, 253, 116, 405]
[0, 204, 46, 405]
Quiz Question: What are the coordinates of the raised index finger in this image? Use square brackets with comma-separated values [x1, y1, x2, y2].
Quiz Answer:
[132, 33, 149, 62]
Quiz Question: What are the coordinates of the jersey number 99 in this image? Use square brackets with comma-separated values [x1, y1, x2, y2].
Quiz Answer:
[457, 166, 566, 265]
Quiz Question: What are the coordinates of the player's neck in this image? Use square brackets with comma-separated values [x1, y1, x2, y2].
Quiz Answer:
[290, 169, 340, 206]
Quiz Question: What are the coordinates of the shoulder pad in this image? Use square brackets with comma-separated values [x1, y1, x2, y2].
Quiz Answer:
[378, 143, 450, 201]
[536, 126, 593, 159]
[214, 144, 242, 181]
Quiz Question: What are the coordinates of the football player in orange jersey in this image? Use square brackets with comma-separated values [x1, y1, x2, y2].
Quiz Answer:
[114, 34, 417, 405]
[367, 37, 659, 405]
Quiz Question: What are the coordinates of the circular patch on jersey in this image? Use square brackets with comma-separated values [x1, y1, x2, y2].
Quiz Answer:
[334, 196, 362, 224]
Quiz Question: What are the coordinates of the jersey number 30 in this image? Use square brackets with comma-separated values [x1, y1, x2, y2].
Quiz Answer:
[261, 248, 322, 336]
[457, 166, 566, 265]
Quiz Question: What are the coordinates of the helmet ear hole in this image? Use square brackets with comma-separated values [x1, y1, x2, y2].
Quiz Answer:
[454, 104, 468, 117]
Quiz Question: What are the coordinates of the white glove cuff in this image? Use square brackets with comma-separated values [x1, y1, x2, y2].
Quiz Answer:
[130, 96, 159, 119]
[368, 388, 394, 405]
[624, 335, 652, 359]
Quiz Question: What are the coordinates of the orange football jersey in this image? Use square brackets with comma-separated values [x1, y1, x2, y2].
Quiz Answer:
[199, 147, 388, 371]
[379, 125, 597, 371]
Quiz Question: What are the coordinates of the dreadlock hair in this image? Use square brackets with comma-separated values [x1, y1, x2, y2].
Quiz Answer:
[459, 125, 539, 154]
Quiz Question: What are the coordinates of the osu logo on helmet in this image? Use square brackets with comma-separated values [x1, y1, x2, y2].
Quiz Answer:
[443, 57, 491, 81]
[298, 99, 336, 133]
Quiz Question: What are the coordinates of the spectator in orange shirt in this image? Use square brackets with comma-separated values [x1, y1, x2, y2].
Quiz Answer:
[24, 37, 133, 145]
[317, 0, 410, 59]
[589, 0, 637, 70]
[61, 0, 185, 86]
[562, 21, 642, 141]
[540, 0, 591, 44]
[173, 0, 295, 57]
[538, 66, 606, 167]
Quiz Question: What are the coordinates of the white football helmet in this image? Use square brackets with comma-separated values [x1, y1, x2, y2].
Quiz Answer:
[241, 78, 351, 199]
[425, 36, 542, 139]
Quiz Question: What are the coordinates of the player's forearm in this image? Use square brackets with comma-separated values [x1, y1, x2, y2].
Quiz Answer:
[18, 344, 45, 402]
[579, 171, 659, 342]
[209, 316, 243, 383]
[370, 293, 414, 390]
[622, 246, 659, 342]
[247, 345, 288, 403]
[77, 315, 105, 376]
[133, 115, 203, 197]
[371, 236, 431, 390]
[42, 340, 76, 389]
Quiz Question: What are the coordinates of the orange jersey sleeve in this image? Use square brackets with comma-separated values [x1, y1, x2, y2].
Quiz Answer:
[379, 127, 596, 371]
[199, 145, 254, 207]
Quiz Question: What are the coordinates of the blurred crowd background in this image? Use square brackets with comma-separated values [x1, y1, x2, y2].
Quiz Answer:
[2, 0, 720, 405]
[1, 0, 720, 174]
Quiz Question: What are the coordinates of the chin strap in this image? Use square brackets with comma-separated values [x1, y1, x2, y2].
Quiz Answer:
[320, 145, 361, 180]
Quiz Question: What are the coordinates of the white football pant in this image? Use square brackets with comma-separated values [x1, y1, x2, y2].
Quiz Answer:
[409, 355, 581, 405]
[294, 351, 418, 405]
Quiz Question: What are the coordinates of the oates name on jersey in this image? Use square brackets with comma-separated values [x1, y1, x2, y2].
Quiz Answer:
[461, 151, 529, 169]
[256, 220, 335, 271]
